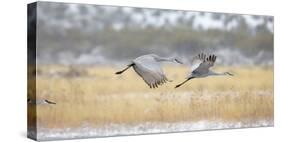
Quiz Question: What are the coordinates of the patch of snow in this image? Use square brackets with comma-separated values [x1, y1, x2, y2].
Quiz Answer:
[36, 120, 273, 141]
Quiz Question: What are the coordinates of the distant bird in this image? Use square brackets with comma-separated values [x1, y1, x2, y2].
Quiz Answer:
[116, 54, 183, 88]
[175, 53, 233, 88]
[28, 98, 56, 105]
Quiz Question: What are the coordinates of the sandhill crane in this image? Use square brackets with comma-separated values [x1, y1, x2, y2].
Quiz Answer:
[175, 53, 233, 88]
[28, 98, 56, 105]
[115, 54, 183, 88]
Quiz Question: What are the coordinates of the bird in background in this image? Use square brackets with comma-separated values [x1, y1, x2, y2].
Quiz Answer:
[175, 53, 233, 88]
[115, 54, 183, 88]
[28, 98, 56, 105]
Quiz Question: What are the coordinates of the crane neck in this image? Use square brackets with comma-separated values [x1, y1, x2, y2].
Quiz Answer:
[154, 56, 173, 62]
[209, 71, 225, 76]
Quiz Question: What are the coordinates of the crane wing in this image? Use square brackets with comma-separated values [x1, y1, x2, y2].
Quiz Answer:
[191, 53, 206, 71]
[133, 56, 169, 88]
[191, 53, 217, 74]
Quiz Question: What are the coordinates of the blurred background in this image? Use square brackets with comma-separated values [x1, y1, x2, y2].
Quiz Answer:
[33, 2, 273, 66]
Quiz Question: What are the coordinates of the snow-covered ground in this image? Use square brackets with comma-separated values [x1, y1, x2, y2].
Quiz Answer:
[34, 120, 273, 141]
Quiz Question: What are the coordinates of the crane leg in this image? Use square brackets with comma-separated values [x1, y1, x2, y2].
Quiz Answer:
[115, 63, 134, 74]
[175, 77, 194, 88]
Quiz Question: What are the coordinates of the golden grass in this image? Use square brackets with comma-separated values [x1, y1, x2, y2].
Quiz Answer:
[29, 65, 273, 128]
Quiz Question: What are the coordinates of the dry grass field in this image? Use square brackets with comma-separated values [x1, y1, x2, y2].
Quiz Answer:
[28, 65, 273, 129]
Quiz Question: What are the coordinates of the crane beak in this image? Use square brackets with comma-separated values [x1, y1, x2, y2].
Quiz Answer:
[175, 59, 183, 64]
[227, 72, 234, 76]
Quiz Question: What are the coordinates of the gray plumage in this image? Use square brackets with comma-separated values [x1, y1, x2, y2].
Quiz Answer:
[175, 53, 233, 88]
[116, 54, 182, 88]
